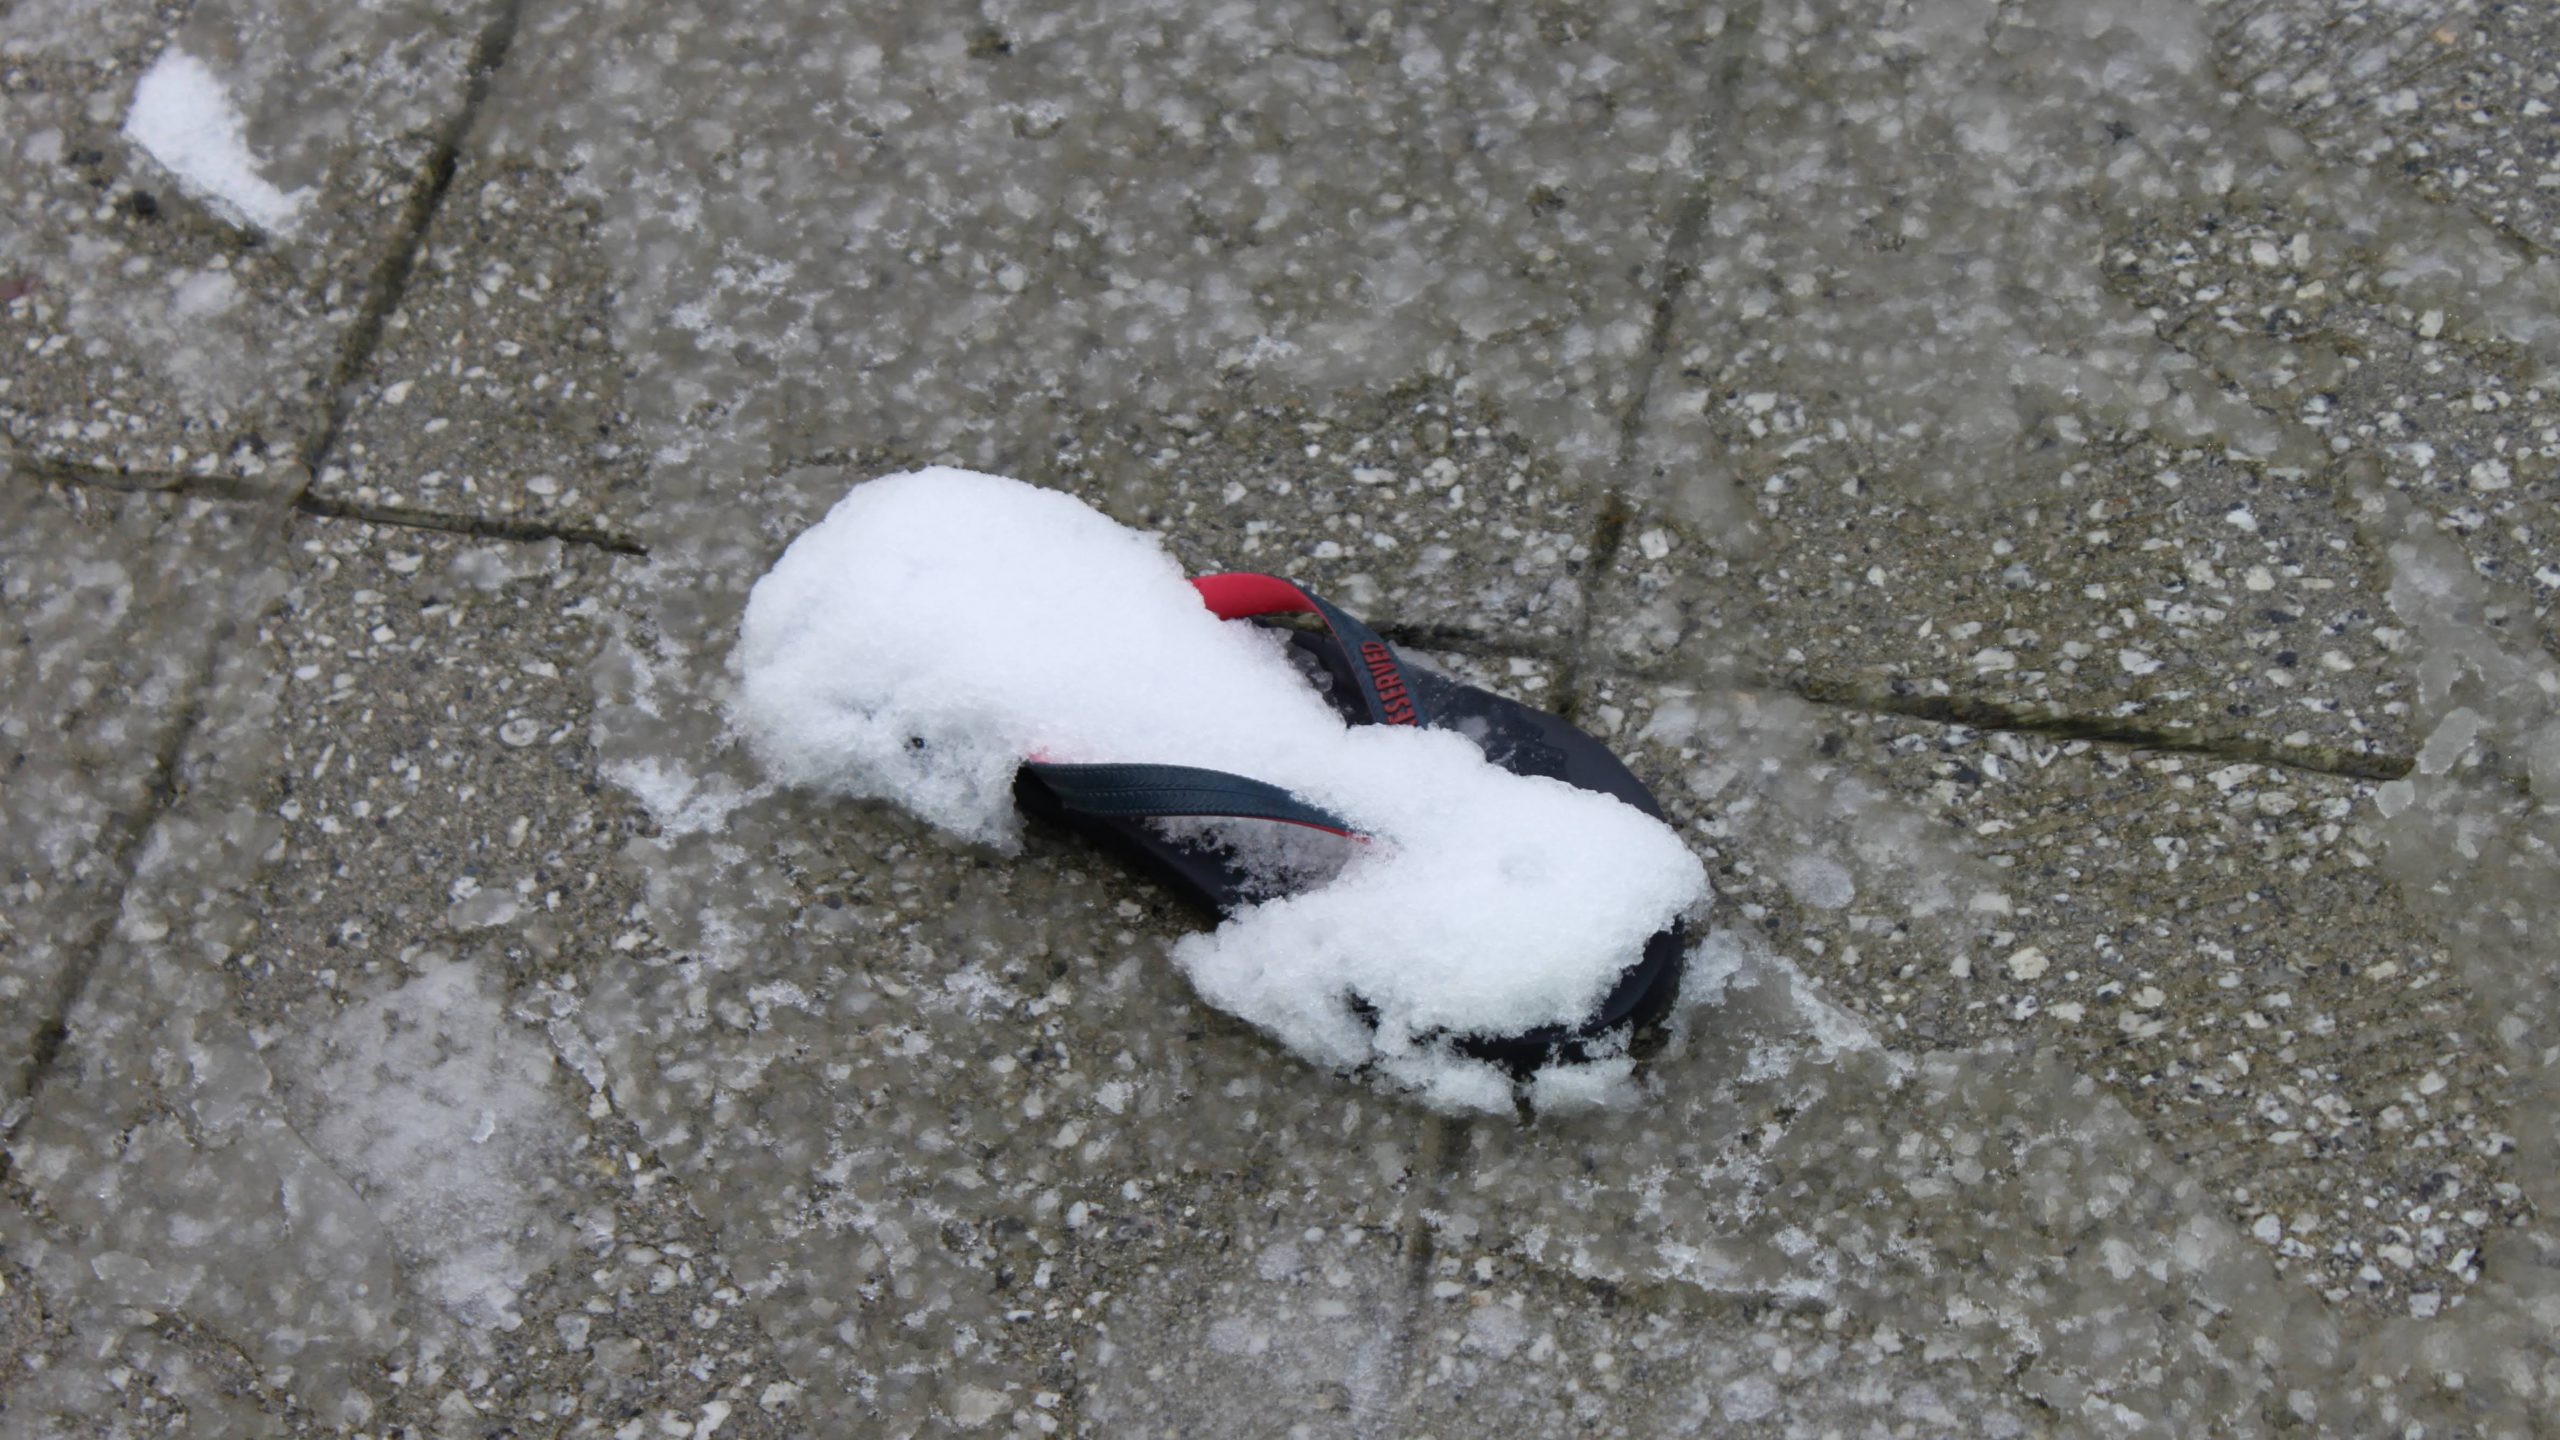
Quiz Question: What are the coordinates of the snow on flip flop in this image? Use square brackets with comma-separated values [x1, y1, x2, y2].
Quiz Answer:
[731, 468, 1707, 1111]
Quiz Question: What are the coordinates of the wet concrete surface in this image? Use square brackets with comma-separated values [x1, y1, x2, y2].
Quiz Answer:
[6, 0, 2560, 1435]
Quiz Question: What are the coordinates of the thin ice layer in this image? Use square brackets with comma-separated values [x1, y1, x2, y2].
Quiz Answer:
[730, 469, 1706, 1088]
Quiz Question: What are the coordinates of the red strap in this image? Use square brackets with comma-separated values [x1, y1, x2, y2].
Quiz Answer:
[1191, 572, 1317, 619]
[1189, 570, 1425, 727]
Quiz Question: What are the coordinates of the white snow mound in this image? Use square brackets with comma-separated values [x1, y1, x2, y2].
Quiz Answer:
[731, 469, 1706, 1103]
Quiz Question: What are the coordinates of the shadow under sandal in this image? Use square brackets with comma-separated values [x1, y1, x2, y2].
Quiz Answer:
[1014, 571, 1688, 1078]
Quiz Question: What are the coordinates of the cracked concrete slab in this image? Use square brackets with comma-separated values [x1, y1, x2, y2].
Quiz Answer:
[1605, 0, 2560, 775]
[314, 159, 646, 535]
[0, 0, 503, 488]
[1595, 439, 2415, 776]
[2105, 203, 2560, 667]
[1443, 1021, 2530, 1434]
[477, 0, 1746, 488]
[2214, 0, 2560, 257]
[243, 515, 634, 1010]
[1403, 655, 2560, 1427]
[379, 0, 1775, 679]
[0, 1229, 290, 1440]
[10, 0, 2560, 1431]
[0, 478, 280, 1115]
[1062, 1141, 2058, 1438]
[1400, 1233, 2046, 1437]
[1580, 676, 2518, 1315]
[580, 797, 1448, 1429]
[1, 511, 805, 1437]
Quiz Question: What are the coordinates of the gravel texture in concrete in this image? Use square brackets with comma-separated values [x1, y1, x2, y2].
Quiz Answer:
[8, 0, 2560, 1435]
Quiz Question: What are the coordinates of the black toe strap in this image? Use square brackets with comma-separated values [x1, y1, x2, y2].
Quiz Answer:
[1020, 761, 1356, 835]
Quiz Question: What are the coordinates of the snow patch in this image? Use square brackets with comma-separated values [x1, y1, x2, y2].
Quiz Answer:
[605, 752, 766, 836]
[122, 50, 311, 236]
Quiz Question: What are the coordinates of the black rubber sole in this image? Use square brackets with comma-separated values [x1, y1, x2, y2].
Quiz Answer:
[1013, 626, 1688, 1076]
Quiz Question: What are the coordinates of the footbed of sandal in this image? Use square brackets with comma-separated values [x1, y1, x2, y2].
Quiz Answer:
[730, 468, 1708, 1110]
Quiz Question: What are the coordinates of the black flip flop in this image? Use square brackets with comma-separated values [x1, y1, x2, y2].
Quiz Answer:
[1012, 572, 1689, 1076]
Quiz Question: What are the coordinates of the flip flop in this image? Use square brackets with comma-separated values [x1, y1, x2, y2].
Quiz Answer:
[1012, 572, 1688, 1076]
[734, 469, 1706, 1105]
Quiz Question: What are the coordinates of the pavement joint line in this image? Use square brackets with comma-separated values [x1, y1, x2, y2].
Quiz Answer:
[1371, 624, 2411, 783]
[299, 0, 528, 487]
[1554, 0, 1763, 726]
[1598, 3, 1771, 481]
[1382, 8, 1761, 1301]
[1388, 1111, 1454, 1414]
[1784, 677, 2415, 783]
[1491, 1238, 1754, 1327]
[8, 461, 646, 555]
[293, 491, 650, 556]
[0, 512, 293, 1184]
[14, 454, 274, 503]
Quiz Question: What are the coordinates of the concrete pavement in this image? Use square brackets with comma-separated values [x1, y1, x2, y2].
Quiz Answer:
[7, 0, 2560, 1434]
